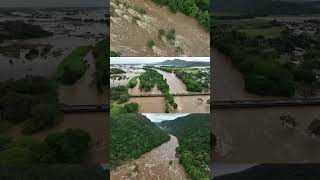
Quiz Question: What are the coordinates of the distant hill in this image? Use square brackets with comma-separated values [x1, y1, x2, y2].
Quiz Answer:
[211, 0, 320, 15]
[156, 59, 210, 66]
[111, 114, 170, 166]
[215, 164, 320, 180]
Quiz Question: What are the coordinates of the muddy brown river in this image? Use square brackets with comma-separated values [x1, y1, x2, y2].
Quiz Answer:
[212, 49, 281, 101]
[110, 0, 209, 57]
[111, 135, 190, 180]
[213, 106, 320, 163]
[59, 51, 107, 105]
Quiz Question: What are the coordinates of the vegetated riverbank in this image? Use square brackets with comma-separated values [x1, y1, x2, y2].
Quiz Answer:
[158, 66, 210, 92]
[110, 0, 209, 56]
[139, 68, 177, 112]
[212, 14, 320, 98]
[110, 113, 170, 166]
[159, 114, 210, 180]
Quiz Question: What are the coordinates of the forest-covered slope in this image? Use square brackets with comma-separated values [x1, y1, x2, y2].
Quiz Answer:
[159, 114, 210, 180]
[110, 114, 170, 166]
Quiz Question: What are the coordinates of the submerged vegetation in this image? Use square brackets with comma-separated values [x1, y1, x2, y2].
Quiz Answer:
[111, 114, 170, 166]
[111, 86, 139, 113]
[160, 114, 210, 180]
[0, 76, 61, 134]
[128, 76, 139, 88]
[139, 68, 177, 112]
[0, 20, 53, 43]
[56, 46, 91, 85]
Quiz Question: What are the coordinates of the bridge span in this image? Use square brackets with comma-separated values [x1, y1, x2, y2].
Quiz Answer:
[61, 104, 109, 113]
[130, 92, 210, 98]
[211, 98, 320, 108]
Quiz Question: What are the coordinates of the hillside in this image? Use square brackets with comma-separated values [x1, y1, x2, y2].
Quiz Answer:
[159, 114, 210, 180]
[157, 59, 209, 66]
[211, 0, 320, 15]
[215, 164, 320, 180]
[110, 114, 170, 166]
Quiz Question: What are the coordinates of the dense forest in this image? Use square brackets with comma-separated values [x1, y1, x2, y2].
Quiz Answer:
[0, 128, 91, 164]
[213, 19, 320, 97]
[0, 164, 108, 180]
[215, 164, 320, 180]
[152, 0, 209, 29]
[139, 68, 177, 112]
[159, 114, 210, 180]
[212, 0, 320, 15]
[0, 76, 62, 134]
[110, 114, 170, 166]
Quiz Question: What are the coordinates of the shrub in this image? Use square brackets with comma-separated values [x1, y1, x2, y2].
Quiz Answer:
[280, 115, 297, 128]
[308, 118, 320, 136]
[166, 29, 176, 41]
[158, 29, 165, 38]
[147, 40, 155, 49]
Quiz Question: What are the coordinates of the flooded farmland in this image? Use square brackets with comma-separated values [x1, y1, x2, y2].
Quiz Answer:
[110, 0, 209, 57]
[111, 135, 190, 180]
[0, 8, 106, 81]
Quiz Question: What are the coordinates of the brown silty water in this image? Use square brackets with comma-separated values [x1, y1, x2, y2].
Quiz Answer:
[212, 49, 282, 101]
[110, 0, 209, 57]
[0, 9, 106, 81]
[111, 135, 191, 180]
[213, 106, 320, 163]
[59, 51, 107, 105]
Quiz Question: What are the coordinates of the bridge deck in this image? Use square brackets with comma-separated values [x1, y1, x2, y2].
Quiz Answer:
[130, 92, 210, 97]
[211, 98, 320, 108]
[61, 104, 109, 113]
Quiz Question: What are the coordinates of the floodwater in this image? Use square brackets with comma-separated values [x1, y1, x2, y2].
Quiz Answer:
[156, 69, 188, 94]
[111, 135, 190, 180]
[110, 0, 209, 57]
[213, 106, 320, 163]
[129, 97, 166, 113]
[0, 8, 106, 81]
[8, 112, 108, 163]
[174, 95, 210, 113]
[212, 49, 280, 101]
[59, 51, 107, 105]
